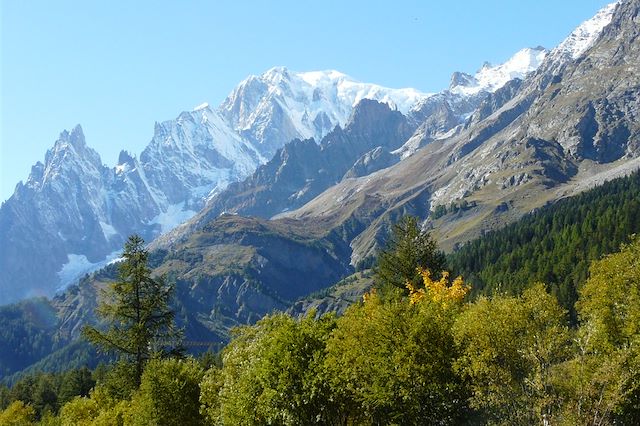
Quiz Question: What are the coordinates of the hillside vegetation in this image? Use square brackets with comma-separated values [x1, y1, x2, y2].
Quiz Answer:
[449, 170, 640, 320]
[3, 235, 640, 424]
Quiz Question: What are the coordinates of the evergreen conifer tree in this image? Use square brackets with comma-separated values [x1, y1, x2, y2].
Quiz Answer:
[83, 235, 182, 386]
[375, 216, 446, 292]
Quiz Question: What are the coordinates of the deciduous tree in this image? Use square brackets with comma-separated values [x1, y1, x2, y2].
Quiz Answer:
[558, 237, 640, 424]
[209, 312, 340, 425]
[326, 271, 470, 424]
[453, 284, 571, 424]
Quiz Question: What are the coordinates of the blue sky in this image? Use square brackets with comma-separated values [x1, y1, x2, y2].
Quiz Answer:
[1, 0, 611, 202]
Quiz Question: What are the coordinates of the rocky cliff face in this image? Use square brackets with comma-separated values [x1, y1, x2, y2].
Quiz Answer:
[396, 47, 547, 159]
[524, 0, 638, 162]
[0, 107, 262, 304]
[219, 67, 429, 159]
[206, 100, 413, 218]
[138, 105, 264, 208]
[281, 0, 639, 262]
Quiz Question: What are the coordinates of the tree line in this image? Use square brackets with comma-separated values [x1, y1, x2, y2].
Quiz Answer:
[448, 170, 640, 322]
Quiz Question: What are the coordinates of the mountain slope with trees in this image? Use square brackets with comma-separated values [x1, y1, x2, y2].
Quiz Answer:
[4, 234, 640, 424]
[3, 168, 640, 382]
[449, 169, 640, 319]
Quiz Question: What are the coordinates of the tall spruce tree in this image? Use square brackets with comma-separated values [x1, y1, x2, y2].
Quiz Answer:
[375, 216, 446, 292]
[83, 235, 181, 386]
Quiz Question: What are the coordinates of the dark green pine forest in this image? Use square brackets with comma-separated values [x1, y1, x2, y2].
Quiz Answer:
[449, 170, 640, 320]
[2, 171, 640, 425]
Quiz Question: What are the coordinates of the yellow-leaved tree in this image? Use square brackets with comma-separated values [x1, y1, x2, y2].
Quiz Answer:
[406, 267, 470, 307]
[325, 269, 471, 424]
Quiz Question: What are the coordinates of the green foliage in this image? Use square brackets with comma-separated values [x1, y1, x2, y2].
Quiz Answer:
[57, 367, 94, 406]
[83, 235, 182, 386]
[197, 351, 222, 371]
[91, 360, 139, 403]
[0, 384, 9, 410]
[0, 299, 58, 378]
[432, 199, 476, 219]
[4, 236, 640, 424]
[0, 400, 36, 426]
[199, 367, 223, 426]
[31, 373, 58, 419]
[449, 170, 640, 319]
[206, 312, 339, 425]
[577, 236, 640, 351]
[58, 396, 99, 426]
[325, 287, 469, 424]
[0, 368, 95, 420]
[91, 400, 130, 426]
[127, 357, 205, 426]
[556, 236, 640, 424]
[453, 284, 571, 424]
[552, 349, 640, 425]
[8, 373, 57, 419]
[54, 384, 130, 425]
[4, 340, 101, 387]
[3, 205, 640, 424]
[38, 410, 62, 426]
[375, 216, 446, 292]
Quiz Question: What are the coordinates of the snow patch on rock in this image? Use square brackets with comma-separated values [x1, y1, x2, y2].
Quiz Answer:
[57, 250, 121, 291]
[552, 1, 620, 60]
[149, 203, 197, 234]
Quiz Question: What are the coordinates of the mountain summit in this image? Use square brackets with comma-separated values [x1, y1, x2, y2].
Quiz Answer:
[449, 47, 547, 95]
[0, 1, 622, 306]
[219, 67, 430, 158]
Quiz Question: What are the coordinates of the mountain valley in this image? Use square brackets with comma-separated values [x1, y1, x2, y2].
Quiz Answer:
[2, 0, 640, 388]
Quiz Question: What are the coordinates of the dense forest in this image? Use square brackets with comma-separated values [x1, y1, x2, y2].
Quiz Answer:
[449, 170, 640, 319]
[2, 172, 640, 424]
[0, 300, 58, 378]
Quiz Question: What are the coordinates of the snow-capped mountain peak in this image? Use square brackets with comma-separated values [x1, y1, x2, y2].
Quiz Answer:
[37, 126, 106, 189]
[219, 67, 431, 158]
[192, 102, 210, 111]
[47, 125, 90, 158]
[552, 1, 620, 60]
[295, 68, 429, 114]
[140, 106, 264, 206]
[450, 47, 548, 96]
[262, 65, 293, 82]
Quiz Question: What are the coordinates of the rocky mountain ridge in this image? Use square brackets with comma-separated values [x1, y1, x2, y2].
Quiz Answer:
[1, 0, 637, 380]
[0, 45, 545, 304]
[282, 0, 639, 262]
[0, 71, 440, 304]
